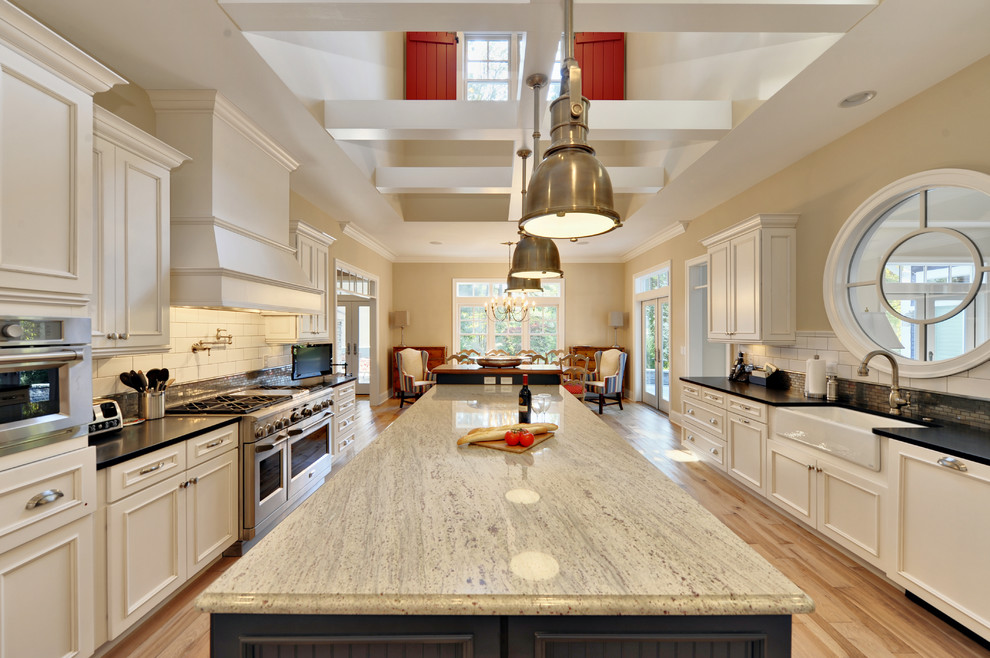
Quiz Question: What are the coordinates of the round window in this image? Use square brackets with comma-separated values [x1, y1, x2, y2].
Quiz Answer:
[824, 169, 990, 378]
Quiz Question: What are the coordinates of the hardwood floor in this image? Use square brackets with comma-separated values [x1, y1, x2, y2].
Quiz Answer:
[102, 396, 990, 658]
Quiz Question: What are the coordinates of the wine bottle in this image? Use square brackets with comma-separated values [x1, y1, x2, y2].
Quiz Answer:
[518, 374, 531, 423]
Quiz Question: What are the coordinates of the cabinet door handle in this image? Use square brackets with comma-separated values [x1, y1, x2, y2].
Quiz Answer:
[807, 464, 814, 471]
[816, 466, 822, 473]
[741, 419, 750, 425]
[107, 332, 118, 340]
[26, 489, 64, 510]
[189, 477, 198, 485]
[119, 333, 129, 340]
[688, 435, 695, 442]
[139, 461, 166, 475]
[937, 456, 968, 472]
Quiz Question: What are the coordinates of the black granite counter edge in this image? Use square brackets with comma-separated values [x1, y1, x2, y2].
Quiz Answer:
[91, 416, 240, 470]
[679, 376, 990, 467]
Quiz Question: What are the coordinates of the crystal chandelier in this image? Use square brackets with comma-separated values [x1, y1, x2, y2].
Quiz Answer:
[487, 241, 534, 322]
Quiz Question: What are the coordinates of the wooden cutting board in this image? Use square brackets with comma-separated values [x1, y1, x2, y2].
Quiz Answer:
[472, 432, 554, 453]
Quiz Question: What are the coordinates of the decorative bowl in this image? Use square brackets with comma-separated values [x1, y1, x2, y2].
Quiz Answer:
[476, 356, 524, 368]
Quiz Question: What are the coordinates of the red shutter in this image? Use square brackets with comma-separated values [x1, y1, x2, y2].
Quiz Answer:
[406, 32, 457, 100]
[574, 32, 624, 100]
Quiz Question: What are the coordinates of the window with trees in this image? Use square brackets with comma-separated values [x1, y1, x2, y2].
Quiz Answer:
[453, 279, 564, 354]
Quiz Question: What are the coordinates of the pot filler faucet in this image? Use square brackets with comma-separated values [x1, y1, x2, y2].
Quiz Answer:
[857, 350, 910, 415]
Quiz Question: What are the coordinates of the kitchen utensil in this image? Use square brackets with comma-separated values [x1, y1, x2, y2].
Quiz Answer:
[119, 372, 135, 390]
[159, 368, 170, 390]
[146, 368, 161, 391]
[163, 377, 175, 390]
[136, 370, 148, 392]
[129, 370, 142, 392]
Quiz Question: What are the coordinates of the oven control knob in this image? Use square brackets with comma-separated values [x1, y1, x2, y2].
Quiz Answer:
[255, 427, 266, 439]
[1, 323, 23, 339]
[321, 400, 330, 410]
[265, 423, 274, 435]
[273, 418, 284, 430]
[302, 407, 312, 417]
[290, 411, 302, 423]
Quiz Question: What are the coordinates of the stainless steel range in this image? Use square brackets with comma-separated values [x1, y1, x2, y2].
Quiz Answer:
[168, 385, 334, 549]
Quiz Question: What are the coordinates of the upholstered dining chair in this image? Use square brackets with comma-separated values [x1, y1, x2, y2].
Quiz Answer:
[586, 349, 628, 414]
[558, 353, 590, 402]
[396, 348, 435, 408]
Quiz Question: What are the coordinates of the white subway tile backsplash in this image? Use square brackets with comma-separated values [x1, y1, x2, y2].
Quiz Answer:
[95, 355, 132, 379]
[947, 375, 990, 399]
[807, 337, 829, 350]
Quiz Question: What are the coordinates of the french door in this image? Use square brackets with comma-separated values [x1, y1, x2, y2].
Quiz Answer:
[641, 297, 670, 413]
[336, 299, 371, 395]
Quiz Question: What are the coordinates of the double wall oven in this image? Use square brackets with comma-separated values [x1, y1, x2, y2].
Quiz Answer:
[168, 386, 335, 546]
[0, 317, 92, 453]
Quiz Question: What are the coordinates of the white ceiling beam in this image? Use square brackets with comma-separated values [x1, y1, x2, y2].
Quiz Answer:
[589, 100, 733, 140]
[220, 0, 876, 33]
[376, 166, 513, 194]
[608, 166, 666, 194]
[325, 100, 522, 140]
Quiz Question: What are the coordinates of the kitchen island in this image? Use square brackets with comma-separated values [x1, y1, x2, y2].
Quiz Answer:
[199, 385, 813, 656]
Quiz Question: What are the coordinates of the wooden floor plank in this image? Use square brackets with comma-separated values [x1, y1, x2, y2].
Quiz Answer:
[95, 396, 989, 658]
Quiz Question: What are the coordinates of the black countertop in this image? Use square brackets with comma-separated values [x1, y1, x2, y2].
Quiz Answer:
[680, 376, 990, 467]
[91, 416, 240, 469]
[90, 375, 358, 469]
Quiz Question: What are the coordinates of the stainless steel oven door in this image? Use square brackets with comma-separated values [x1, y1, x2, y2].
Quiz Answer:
[246, 432, 290, 538]
[0, 337, 92, 450]
[287, 410, 334, 501]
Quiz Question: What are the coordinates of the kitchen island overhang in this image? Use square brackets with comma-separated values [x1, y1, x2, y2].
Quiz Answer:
[199, 385, 813, 656]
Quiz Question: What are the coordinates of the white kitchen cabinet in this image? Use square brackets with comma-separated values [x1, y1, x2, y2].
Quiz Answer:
[0, 445, 96, 658]
[0, 515, 95, 658]
[701, 214, 797, 345]
[0, 5, 124, 314]
[727, 411, 766, 495]
[105, 426, 237, 639]
[90, 108, 189, 355]
[333, 380, 357, 454]
[266, 221, 336, 344]
[767, 437, 888, 569]
[888, 440, 990, 640]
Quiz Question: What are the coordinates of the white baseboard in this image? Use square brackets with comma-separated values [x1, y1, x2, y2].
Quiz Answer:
[670, 411, 684, 428]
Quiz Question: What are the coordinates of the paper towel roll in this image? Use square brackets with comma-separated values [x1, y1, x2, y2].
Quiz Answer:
[806, 355, 827, 398]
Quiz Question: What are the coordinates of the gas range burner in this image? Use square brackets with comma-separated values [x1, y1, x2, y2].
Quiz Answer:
[167, 394, 285, 415]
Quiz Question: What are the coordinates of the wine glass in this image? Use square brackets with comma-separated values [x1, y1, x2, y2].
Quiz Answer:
[531, 394, 550, 423]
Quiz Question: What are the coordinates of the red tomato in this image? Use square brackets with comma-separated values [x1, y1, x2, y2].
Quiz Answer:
[518, 431, 535, 447]
[504, 429, 521, 446]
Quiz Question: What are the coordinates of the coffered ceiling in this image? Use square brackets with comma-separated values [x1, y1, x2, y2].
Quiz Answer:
[13, 0, 990, 262]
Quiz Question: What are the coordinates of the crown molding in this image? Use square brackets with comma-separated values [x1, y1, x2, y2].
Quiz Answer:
[341, 222, 396, 262]
[94, 106, 190, 169]
[621, 221, 689, 262]
[0, 2, 125, 94]
[700, 213, 799, 248]
[147, 89, 299, 172]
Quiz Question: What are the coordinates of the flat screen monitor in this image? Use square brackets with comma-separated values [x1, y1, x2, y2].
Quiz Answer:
[291, 343, 332, 380]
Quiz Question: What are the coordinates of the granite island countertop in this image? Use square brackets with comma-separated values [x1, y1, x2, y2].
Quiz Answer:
[680, 376, 990, 466]
[197, 384, 814, 617]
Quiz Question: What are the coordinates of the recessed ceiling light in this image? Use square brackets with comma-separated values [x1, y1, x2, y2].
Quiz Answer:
[429, 241, 442, 245]
[839, 90, 876, 108]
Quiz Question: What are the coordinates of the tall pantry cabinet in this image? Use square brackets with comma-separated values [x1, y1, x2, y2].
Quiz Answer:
[0, 2, 125, 315]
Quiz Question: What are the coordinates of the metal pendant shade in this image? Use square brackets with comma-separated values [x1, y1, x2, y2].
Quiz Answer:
[505, 274, 543, 294]
[518, 0, 620, 240]
[509, 234, 563, 279]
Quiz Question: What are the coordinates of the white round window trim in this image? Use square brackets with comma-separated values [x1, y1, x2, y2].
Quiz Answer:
[823, 168, 990, 379]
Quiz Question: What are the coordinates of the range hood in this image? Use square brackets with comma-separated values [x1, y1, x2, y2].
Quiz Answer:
[150, 90, 322, 314]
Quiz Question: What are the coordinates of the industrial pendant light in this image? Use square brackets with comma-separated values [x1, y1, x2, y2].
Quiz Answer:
[519, 0, 620, 239]
[509, 139, 563, 280]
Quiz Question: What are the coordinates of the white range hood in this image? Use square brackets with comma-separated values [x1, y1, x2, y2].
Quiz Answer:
[149, 90, 322, 314]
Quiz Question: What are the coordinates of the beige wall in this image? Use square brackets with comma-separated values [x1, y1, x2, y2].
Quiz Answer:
[392, 261, 625, 354]
[625, 53, 990, 412]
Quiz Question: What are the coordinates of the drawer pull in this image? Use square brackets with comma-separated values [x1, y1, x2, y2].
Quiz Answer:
[709, 417, 718, 425]
[26, 489, 64, 510]
[710, 448, 719, 455]
[686, 409, 695, 416]
[688, 435, 695, 442]
[742, 404, 752, 410]
[205, 439, 224, 449]
[742, 419, 750, 425]
[807, 464, 814, 470]
[937, 456, 968, 472]
[139, 461, 166, 475]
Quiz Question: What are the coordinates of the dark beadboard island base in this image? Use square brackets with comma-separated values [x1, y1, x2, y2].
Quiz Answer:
[211, 613, 792, 657]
